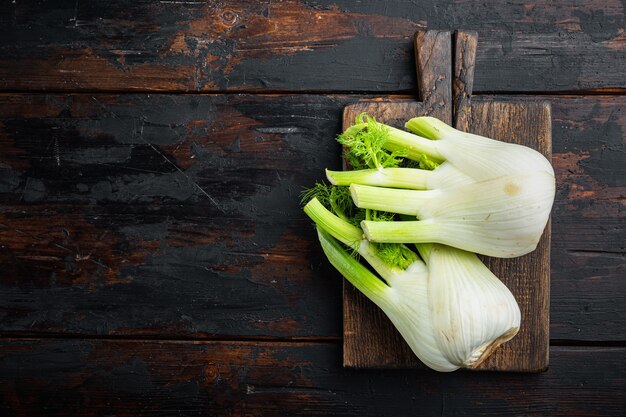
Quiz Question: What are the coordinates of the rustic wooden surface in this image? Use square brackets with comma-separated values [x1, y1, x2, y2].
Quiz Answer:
[0, 340, 624, 416]
[414, 30, 452, 123]
[0, 1, 625, 93]
[453, 31, 478, 131]
[0, 0, 625, 415]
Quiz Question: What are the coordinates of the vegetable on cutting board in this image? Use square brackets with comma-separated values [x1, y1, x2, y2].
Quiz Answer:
[327, 114, 556, 258]
[301, 114, 555, 372]
[304, 197, 521, 372]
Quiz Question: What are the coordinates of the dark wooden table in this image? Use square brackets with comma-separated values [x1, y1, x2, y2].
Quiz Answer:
[0, 1, 624, 416]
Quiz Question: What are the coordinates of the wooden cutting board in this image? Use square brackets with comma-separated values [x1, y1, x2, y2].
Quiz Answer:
[342, 31, 551, 372]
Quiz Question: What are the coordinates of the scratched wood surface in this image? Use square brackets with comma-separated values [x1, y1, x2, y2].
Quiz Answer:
[0, 340, 625, 416]
[0, 93, 623, 343]
[0, 1, 625, 93]
[0, 0, 625, 415]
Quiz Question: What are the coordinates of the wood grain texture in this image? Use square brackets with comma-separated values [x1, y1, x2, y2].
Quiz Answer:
[414, 31, 452, 123]
[546, 95, 626, 342]
[0, 1, 625, 92]
[342, 99, 552, 371]
[0, 339, 624, 417]
[0, 93, 347, 339]
[453, 31, 478, 131]
[0, 94, 623, 342]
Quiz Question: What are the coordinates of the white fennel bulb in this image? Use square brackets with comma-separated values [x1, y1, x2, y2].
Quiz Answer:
[304, 198, 521, 372]
[327, 115, 556, 258]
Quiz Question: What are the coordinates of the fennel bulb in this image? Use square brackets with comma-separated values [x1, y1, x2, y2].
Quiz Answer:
[304, 198, 521, 372]
[327, 115, 555, 258]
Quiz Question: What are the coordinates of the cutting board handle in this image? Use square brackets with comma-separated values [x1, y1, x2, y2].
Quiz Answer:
[413, 30, 478, 129]
[453, 31, 478, 130]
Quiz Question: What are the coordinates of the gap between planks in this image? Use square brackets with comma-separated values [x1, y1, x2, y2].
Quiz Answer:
[0, 332, 340, 345]
[0, 333, 624, 347]
[0, 89, 625, 96]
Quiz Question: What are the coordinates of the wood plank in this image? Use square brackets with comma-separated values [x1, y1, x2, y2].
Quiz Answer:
[547, 95, 626, 342]
[0, 94, 623, 341]
[453, 31, 478, 131]
[0, 339, 624, 416]
[0, 1, 624, 92]
[0, 93, 349, 339]
[414, 31, 452, 123]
